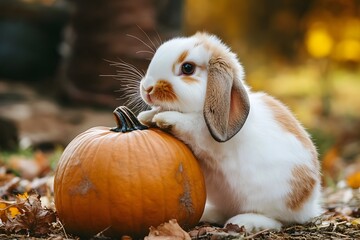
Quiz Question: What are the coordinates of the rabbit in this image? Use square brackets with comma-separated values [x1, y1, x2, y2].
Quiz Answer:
[137, 32, 323, 232]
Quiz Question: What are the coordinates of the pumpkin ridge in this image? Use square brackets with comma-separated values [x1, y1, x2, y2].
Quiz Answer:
[127, 131, 137, 232]
[131, 130, 149, 232]
[110, 134, 123, 230]
[55, 131, 90, 216]
[58, 131, 96, 230]
[188, 150, 204, 218]
[90, 134, 112, 232]
[77, 132, 106, 231]
[133, 131, 147, 233]
[183, 142, 205, 221]
[183, 143, 199, 213]
[155, 131, 173, 223]
[108, 134, 120, 234]
[143, 130, 167, 226]
[178, 148, 195, 217]
[158, 131, 190, 223]
[175, 141, 196, 228]
[109, 133, 129, 233]
[72, 133, 100, 232]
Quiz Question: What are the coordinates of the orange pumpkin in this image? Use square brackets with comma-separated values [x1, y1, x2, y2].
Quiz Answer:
[54, 106, 206, 238]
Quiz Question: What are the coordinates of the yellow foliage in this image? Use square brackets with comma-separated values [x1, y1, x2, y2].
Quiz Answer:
[0, 202, 6, 210]
[342, 19, 360, 39]
[347, 172, 360, 189]
[0, 202, 21, 218]
[306, 23, 334, 58]
[9, 207, 21, 218]
[17, 192, 29, 200]
[334, 39, 360, 61]
[0, 193, 30, 220]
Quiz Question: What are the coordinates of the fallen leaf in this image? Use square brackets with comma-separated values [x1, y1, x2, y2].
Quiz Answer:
[0, 202, 6, 209]
[0, 200, 21, 221]
[347, 172, 360, 189]
[351, 218, 360, 225]
[188, 225, 219, 238]
[0, 202, 7, 222]
[225, 223, 246, 233]
[144, 219, 191, 240]
[17, 192, 29, 200]
[3, 194, 56, 236]
[8, 207, 20, 218]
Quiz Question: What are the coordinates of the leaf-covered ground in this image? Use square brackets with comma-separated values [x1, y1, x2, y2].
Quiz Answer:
[1, 150, 360, 240]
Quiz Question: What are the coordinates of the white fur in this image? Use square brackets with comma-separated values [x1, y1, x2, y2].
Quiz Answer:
[138, 33, 323, 232]
[226, 213, 282, 232]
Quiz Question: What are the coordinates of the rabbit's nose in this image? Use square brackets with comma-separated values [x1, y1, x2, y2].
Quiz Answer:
[145, 86, 154, 94]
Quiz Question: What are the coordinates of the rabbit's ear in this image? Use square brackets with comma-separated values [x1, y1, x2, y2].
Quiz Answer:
[204, 57, 250, 142]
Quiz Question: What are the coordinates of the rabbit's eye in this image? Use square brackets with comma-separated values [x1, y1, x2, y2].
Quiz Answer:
[181, 62, 195, 75]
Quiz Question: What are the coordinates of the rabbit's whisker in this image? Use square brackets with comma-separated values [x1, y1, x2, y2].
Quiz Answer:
[113, 61, 145, 78]
[126, 34, 155, 53]
[105, 57, 148, 113]
[155, 30, 163, 47]
[104, 59, 144, 78]
[136, 50, 155, 55]
[136, 25, 158, 51]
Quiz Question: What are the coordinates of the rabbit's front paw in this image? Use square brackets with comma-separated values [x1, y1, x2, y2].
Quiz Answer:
[138, 108, 159, 127]
[226, 213, 282, 232]
[153, 111, 182, 131]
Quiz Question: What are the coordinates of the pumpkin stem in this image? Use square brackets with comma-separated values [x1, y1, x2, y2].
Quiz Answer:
[111, 106, 148, 132]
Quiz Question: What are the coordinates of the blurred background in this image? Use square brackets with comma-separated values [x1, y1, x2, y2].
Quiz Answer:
[0, 0, 359, 185]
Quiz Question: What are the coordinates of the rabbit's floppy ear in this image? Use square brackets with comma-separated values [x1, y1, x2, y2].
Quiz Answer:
[204, 56, 250, 142]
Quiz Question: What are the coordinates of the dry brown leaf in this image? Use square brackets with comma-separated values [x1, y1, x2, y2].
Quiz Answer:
[144, 219, 191, 240]
[189, 225, 224, 238]
[2, 193, 56, 236]
[225, 223, 245, 233]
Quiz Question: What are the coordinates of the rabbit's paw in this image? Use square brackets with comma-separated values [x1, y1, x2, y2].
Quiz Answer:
[153, 111, 182, 130]
[226, 213, 282, 232]
[138, 108, 159, 127]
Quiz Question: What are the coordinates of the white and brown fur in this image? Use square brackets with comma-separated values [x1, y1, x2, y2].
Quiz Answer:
[137, 32, 322, 232]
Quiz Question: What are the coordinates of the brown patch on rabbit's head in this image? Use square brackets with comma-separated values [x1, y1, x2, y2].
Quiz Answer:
[181, 76, 199, 84]
[172, 50, 189, 74]
[177, 50, 189, 64]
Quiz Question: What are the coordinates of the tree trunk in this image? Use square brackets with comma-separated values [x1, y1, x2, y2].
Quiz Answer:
[57, 0, 183, 111]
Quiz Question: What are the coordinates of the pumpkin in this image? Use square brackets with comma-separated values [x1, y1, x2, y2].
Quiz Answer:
[54, 106, 206, 238]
